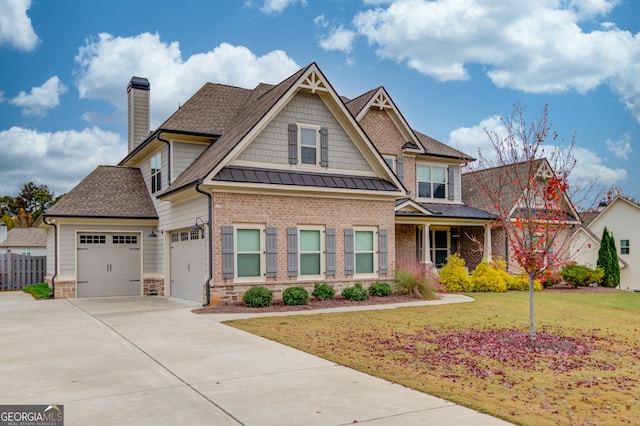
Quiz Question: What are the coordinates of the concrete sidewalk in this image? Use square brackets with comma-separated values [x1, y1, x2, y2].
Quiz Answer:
[0, 291, 512, 425]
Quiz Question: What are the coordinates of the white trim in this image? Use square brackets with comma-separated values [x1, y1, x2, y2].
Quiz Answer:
[415, 162, 448, 201]
[298, 225, 325, 279]
[353, 226, 378, 279]
[233, 224, 266, 282]
[297, 122, 322, 169]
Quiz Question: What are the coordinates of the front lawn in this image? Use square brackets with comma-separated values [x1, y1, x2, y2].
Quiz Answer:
[225, 292, 640, 425]
[22, 283, 52, 299]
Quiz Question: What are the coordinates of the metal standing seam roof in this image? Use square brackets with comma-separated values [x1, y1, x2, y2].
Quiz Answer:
[394, 198, 495, 220]
[213, 166, 399, 192]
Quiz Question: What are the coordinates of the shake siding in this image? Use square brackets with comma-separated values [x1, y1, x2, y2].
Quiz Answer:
[173, 142, 208, 181]
[237, 92, 371, 172]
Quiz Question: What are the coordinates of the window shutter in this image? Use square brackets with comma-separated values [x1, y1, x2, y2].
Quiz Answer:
[397, 157, 404, 183]
[288, 124, 298, 164]
[221, 226, 234, 279]
[266, 227, 277, 278]
[326, 228, 336, 277]
[287, 227, 298, 277]
[320, 127, 329, 167]
[344, 228, 354, 276]
[447, 165, 454, 201]
[378, 229, 388, 274]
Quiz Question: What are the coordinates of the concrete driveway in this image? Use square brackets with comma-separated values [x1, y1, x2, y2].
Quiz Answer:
[0, 292, 511, 425]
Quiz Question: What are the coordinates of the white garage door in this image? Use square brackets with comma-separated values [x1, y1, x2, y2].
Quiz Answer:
[170, 229, 205, 303]
[77, 233, 141, 297]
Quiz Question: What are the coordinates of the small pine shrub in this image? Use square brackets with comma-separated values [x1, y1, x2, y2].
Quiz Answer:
[242, 286, 273, 307]
[470, 262, 508, 292]
[342, 283, 369, 301]
[282, 286, 310, 305]
[439, 253, 472, 292]
[312, 283, 335, 300]
[507, 274, 543, 291]
[394, 262, 438, 299]
[368, 281, 392, 297]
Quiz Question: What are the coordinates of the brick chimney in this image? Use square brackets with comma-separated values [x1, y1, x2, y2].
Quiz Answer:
[127, 77, 150, 153]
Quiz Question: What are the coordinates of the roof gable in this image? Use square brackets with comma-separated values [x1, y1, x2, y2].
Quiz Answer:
[587, 195, 640, 230]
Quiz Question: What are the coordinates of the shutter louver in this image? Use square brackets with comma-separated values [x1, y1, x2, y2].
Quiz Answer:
[344, 228, 354, 276]
[266, 227, 277, 278]
[287, 227, 298, 277]
[378, 229, 388, 275]
[320, 127, 329, 167]
[221, 226, 234, 279]
[448, 165, 454, 201]
[288, 124, 298, 164]
[326, 228, 336, 277]
[397, 157, 404, 183]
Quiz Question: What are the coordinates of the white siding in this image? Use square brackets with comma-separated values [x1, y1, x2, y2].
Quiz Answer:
[238, 92, 371, 172]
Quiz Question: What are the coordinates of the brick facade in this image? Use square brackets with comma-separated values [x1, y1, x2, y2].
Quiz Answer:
[210, 192, 396, 301]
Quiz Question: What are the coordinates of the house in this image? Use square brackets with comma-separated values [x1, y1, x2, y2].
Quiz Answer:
[41, 63, 493, 303]
[0, 225, 47, 256]
[462, 159, 580, 273]
[570, 196, 638, 291]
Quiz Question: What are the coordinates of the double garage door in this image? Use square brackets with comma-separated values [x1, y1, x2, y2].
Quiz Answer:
[77, 233, 141, 297]
[170, 229, 205, 303]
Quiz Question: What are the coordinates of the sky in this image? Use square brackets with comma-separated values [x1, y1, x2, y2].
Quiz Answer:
[1, 0, 639, 208]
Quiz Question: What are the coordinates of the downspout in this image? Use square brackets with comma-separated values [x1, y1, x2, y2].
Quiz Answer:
[195, 181, 213, 307]
[157, 132, 171, 183]
[44, 218, 57, 298]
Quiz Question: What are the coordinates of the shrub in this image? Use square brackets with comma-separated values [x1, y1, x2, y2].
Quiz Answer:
[22, 282, 52, 299]
[507, 274, 543, 291]
[312, 283, 335, 300]
[368, 281, 392, 297]
[242, 286, 273, 307]
[561, 264, 604, 288]
[470, 262, 508, 292]
[283, 286, 310, 306]
[439, 253, 472, 292]
[394, 262, 438, 299]
[538, 269, 562, 288]
[342, 283, 369, 301]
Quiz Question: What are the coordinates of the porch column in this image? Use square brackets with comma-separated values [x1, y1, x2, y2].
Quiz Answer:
[423, 224, 433, 266]
[483, 223, 492, 262]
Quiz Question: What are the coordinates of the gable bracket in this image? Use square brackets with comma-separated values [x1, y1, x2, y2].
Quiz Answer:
[300, 70, 329, 94]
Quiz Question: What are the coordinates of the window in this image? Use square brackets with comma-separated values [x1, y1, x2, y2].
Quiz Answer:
[621, 239, 630, 255]
[300, 126, 319, 165]
[416, 164, 447, 199]
[355, 228, 376, 275]
[113, 235, 138, 244]
[151, 153, 162, 193]
[79, 235, 106, 244]
[384, 155, 396, 172]
[299, 228, 324, 276]
[236, 227, 263, 278]
[21, 248, 31, 256]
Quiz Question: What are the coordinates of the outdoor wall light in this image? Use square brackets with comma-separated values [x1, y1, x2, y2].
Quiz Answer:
[149, 227, 162, 238]
[191, 217, 208, 231]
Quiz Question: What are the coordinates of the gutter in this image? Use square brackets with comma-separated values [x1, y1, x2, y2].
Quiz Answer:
[43, 217, 57, 298]
[195, 181, 213, 307]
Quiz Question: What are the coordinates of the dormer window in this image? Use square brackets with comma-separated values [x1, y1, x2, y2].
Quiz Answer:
[288, 123, 328, 167]
[151, 152, 162, 193]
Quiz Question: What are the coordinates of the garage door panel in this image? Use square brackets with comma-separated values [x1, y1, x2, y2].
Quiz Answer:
[170, 230, 205, 302]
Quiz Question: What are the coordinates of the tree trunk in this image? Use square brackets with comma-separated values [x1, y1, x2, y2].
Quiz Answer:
[529, 272, 536, 340]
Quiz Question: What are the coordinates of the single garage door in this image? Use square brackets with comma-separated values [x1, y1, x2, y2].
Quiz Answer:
[170, 229, 205, 303]
[77, 233, 142, 297]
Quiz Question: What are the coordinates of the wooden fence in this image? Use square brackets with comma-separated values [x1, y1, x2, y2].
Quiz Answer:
[0, 253, 46, 290]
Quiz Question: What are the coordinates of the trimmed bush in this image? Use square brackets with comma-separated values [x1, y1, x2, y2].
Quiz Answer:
[439, 253, 473, 292]
[538, 269, 562, 288]
[342, 283, 369, 301]
[470, 262, 509, 292]
[242, 286, 273, 307]
[394, 262, 438, 299]
[561, 263, 604, 288]
[312, 283, 335, 300]
[368, 281, 392, 297]
[283, 286, 310, 306]
[507, 274, 543, 291]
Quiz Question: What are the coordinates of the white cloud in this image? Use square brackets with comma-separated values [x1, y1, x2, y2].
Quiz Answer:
[341, 0, 640, 122]
[0, 0, 39, 50]
[319, 26, 356, 53]
[260, 0, 306, 14]
[605, 133, 632, 159]
[570, 146, 627, 185]
[10, 76, 67, 116]
[74, 33, 299, 128]
[0, 127, 125, 196]
[447, 114, 506, 160]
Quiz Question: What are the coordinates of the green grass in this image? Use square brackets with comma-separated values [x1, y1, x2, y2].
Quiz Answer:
[22, 283, 52, 299]
[225, 292, 640, 426]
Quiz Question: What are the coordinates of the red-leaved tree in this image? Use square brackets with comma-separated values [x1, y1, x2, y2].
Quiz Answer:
[463, 104, 585, 339]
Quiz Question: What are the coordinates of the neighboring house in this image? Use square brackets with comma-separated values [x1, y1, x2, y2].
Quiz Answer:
[570, 196, 637, 291]
[0, 226, 47, 256]
[41, 63, 493, 303]
[462, 159, 580, 273]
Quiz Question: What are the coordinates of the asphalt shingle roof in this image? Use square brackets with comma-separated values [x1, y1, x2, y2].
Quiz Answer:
[0, 228, 46, 248]
[45, 166, 158, 218]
